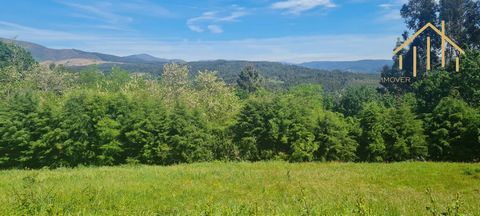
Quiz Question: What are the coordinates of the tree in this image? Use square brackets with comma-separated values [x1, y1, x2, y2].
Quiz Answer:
[413, 70, 453, 113]
[24, 65, 75, 94]
[96, 117, 122, 165]
[382, 0, 480, 95]
[336, 86, 379, 117]
[0, 41, 36, 72]
[383, 96, 428, 161]
[193, 71, 240, 127]
[456, 50, 480, 107]
[314, 111, 358, 162]
[236, 65, 262, 96]
[0, 93, 37, 168]
[232, 96, 275, 161]
[358, 102, 387, 162]
[425, 97, 480, 161]
[167, 103, 213, 164]
[122, 97, 170, 165]
[160, 63, 193, 107]
[104, 67, 131, 92]
[400, 0, 439, 74]
[439, 0, 480, 50]
[413, 50, 480, 112]
[0, 42, 37, 96]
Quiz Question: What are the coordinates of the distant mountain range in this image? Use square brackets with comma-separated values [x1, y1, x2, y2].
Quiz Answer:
[300, 60, 393, 74]
[0, 38, 382, 91]
[0, 38, 182, 66]
[1, 38, 391, 73]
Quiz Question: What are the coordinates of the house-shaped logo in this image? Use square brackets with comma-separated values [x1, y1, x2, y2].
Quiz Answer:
[392, 20, 465, 77]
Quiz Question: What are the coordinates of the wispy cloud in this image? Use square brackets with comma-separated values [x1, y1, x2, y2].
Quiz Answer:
[271, 0, 336, 14]
[57, 0, 172, 30]
[187, 6, 246, 33]
[207, 25, 223, 34]
[379, 4, 394, 9]
[377, 0, 406, 21]
[380, 10, 401, 21]
[0, 21, 100, 41]
[58, 1, 133, 25]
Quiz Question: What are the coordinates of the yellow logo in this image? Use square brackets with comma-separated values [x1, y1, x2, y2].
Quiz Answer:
[392, 20, 465, 77]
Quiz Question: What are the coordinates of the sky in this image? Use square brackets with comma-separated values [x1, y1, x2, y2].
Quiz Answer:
[0, 0, 408, 63]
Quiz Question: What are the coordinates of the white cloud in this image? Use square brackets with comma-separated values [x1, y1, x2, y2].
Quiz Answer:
[188, 25, 204, 33]
[57, 0, 172, 30]
[187, 6, 246, 34]
[0, 21, 100, 41]
[0, 21, 397, 63]
[381, 10, 401, 21]
[58, 1, 133, 25]
[377, 0, 405, 21]
[379, 4, 394, 9]
[271, 0, 336, 14]
[207, 25, 223, 34]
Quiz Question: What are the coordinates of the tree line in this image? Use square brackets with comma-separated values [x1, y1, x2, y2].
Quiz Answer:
[0, 39, 479, 169]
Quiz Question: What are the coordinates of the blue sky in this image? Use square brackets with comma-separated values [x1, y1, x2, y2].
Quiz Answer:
[0, 0, 408, 62]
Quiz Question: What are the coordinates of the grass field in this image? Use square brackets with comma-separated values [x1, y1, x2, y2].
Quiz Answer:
[0, 162, 479, 215]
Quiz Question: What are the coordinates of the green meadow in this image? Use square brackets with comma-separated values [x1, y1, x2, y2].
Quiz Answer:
[0, 162, 479, 215]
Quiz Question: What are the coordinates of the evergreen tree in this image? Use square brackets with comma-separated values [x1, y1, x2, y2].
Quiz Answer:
[122, 97, 170, 164]
[426, 97, 480, 161]
[383, 96, 428, 161]
[314, 111, 358, 162]
[0, 93, 37, 168]
[167, 103, 213, 164]
[232, 97, 275, 160]
[236, 65, 262, 96]
[358, 102, 387, 162]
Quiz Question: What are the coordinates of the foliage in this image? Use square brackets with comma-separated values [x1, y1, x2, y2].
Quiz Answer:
[336, 86, 380, 117]
[0, 39, 480, 169]
[382, 0, 480, 94]
[314, 111, 358, 161]
[236, 65, 262, 96]
[425, 97, 480, 161]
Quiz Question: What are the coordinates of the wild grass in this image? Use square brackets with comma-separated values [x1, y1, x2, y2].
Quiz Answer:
[0, 162, 479, 215]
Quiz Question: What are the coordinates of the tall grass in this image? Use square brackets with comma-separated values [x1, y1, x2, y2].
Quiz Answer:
[0, 162, 478, 215]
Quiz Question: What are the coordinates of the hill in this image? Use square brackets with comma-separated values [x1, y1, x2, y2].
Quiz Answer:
[0, 162, 478, 215]
[300, 60, 393, 74]
[188, 60, 379, 91]
[0, 38, 177, 65]
[2, 38, 380, 91]
[71, 60, 379, 92]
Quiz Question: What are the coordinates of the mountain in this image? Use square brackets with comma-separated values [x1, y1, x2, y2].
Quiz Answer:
[300, 60, 393, 74]
[2, 38, 380, 92]
[0, 38, 179, 65]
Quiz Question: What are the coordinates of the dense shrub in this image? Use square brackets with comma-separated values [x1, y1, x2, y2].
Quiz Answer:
[0, 44, 479, 169]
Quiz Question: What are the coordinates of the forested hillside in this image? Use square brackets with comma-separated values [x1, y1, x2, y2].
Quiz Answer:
[300, 60, 393, 73]
[1, 39, 379, 92]
[69, 60, 379, 92]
